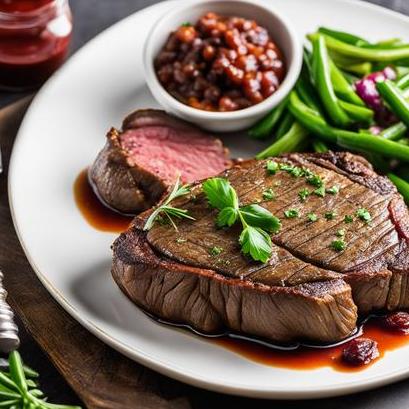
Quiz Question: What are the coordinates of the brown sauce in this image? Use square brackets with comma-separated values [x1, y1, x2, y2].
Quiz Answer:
[73, 169, 133, 233]
[214, 318, 409, 372]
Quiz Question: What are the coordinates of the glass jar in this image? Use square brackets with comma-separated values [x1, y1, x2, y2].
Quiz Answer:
[0, 0, 72, 91]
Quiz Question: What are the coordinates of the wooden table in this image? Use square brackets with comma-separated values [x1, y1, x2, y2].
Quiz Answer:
[1, 1, 409, 408]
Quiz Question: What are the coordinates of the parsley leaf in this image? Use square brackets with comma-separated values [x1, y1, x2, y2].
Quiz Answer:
[240, 204, 281, 233]
[202, 177, 238, 210]
[284, 209, 300, 218]
[326, 185, 339, 195]
[307, 212, 318, 222]
[325, 211, 336, 220]
[344, 215, 353, 223]
[209, 246, 223, 256]
[239, 226, 272, 263]
[306, 174, 323, 187]
[144, 175, 195, 231]
[331, 239, 346, 251]
[266, 160, 279, 174]
[216, 206, 239, 227]
[356, 208, 371, 223]
[203, 177, 281, 263]
[298, 188, 310, 202]
[313, 185, 326, 197]
[262, 188, 275, 201]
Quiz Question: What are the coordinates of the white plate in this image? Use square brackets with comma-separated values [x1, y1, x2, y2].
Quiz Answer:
[8, 0, 409, 400]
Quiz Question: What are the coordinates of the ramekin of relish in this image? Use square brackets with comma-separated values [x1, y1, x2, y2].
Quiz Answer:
[154, 12, 286, 112]
[0, 0, 72, 91]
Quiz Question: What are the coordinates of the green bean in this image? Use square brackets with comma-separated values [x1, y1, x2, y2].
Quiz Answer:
[309, 32, 409, 61]
[248, 97, 288, 139]
[317, 27, 369, 46]
[397, 72, 409, 89]
[377, 80, 409, 126]
[312, 35, 351, 127]
[312, 140, 329, 153]
[275, 111, 294, 139]
[338, 100, 374, 123]
[332, 59, 372, 76]
[398, 138, 409, 145]
[329, 59, 365, 106]
[0, 399, 19, 407]
[0, 373, 19, 393]
[340, 70, 360, 85]
[388, 173, 409, 204]
[295, 76, 322, 113]
[288, 90, 409, 162]
[380, 122, 407, 140]
[371, 38, 404, 48]
[256, 122, 309, 159]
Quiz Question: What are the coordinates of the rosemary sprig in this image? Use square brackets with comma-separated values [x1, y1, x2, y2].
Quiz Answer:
[144, 175, 195, 231]
[0, 351, 81, 408]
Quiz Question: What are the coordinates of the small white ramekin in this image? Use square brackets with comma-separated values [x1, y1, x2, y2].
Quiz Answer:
[143, 0, 302, 132]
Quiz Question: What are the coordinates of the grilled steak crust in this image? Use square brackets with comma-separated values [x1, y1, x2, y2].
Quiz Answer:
[112, 152, 409, 344]
[89, 109, 231, 214]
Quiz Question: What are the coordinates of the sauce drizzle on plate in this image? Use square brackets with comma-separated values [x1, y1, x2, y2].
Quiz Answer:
[73, 169, 133, 233]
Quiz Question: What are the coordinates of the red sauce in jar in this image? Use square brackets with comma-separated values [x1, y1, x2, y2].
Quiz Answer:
[0, 0, 72, 90]
[155, 12, 285, 112]
[73, 169, 133, 233]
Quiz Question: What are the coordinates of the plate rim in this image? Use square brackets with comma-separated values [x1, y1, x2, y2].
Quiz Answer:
[8, 0, 409, 399]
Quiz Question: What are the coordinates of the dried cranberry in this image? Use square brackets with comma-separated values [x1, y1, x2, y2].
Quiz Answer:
[176, 26, 197, 43]
[342, 338, 379, 366]
[383, 312, 409, 334]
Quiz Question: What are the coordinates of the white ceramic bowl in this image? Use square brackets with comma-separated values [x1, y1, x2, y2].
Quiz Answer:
[143, 0, 302, 132]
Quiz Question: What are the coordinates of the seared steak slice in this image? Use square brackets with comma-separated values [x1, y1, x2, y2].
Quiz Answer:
[89, 109, 231, 214]
[112, 152, 409, 344]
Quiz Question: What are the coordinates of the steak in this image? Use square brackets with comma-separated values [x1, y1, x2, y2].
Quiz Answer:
[112, 152, 409, 344]
[89, 109, 231, 214]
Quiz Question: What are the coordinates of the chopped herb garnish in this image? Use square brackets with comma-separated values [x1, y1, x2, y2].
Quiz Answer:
[144, 176, 195, 231]
[203, 177, 281, 263]
[307, 212, 318, 222]
[356, 208, 371, 223]
[263, 188, 275, 201]
[344, 215, 353, 223]
[331, 239, 346, 252]
[306, 174, 323, 187]
[181, 21, 191, 26]
[298, 188, 310, 202]
[280, 163, 304, 177]
[266, 160, 279, 175]
[325, 211, 336, 220]
[336, 229, 345, 237]
[176, 238, 187, 244]
[284, 209, 300, 219]
[209, 246, 223, 256]
[313, 185, 326, 197]
[326, 185, 340, 195]
[302, 167, 314, 177]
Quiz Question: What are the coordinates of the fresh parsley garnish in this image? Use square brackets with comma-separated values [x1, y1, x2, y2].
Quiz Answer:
[326, 185, 339, 195]
[262, 188, 275, 201]
[209, 246, 223, 256]
[344, 215, 353, 223]
[298, 188, 310, 202]
[356, 208, 371, 223]
[266, 160, 279, 175]
[181, 21, 191, 26]
[331, 239, 346, 251]
[336, 229, 345, 237]
[307, 212, 318, 222]
[306, 174, 323, 187]
[144, 175, 195, 231]
[313, 185, 326, 197]
[203, 177, 281, 263]
[325, 211, 336, 220]
[279, 163, 304, 177]
[284, 209, 300, 219]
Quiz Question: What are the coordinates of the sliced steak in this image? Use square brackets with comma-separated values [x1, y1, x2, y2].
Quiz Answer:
[112, 152, 409, 344]
[89, 109, 231, 214]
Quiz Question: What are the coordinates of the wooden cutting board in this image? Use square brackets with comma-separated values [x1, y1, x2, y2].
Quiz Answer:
[0, 98, 195, 409]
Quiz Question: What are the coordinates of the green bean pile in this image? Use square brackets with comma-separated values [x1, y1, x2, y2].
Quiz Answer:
[249, 27, 409, 203]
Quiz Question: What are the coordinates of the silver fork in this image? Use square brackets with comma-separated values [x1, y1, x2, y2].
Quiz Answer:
[0, 145, 19, 352]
